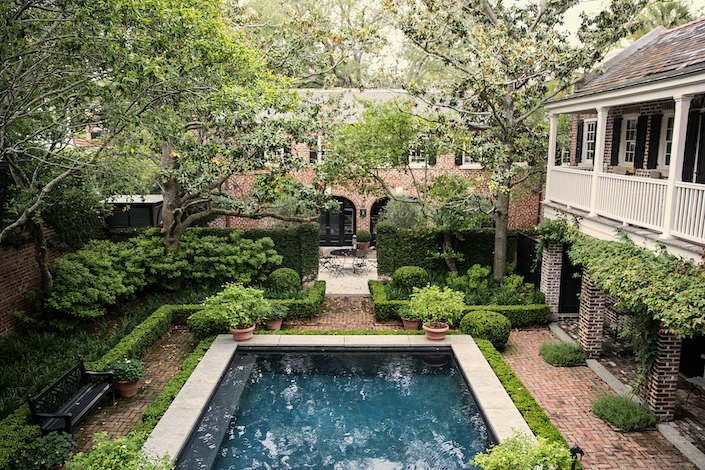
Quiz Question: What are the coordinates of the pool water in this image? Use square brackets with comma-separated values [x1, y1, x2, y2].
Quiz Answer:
[177, 351, 493, 469]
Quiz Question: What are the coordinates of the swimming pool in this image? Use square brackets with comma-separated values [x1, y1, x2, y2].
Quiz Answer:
[176, 350, 494, 469]
[143, 335, 533, 468]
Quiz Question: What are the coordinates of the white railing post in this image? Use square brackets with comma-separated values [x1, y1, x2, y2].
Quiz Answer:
[661, 95, 692, 239]
[589, 107, 609, 217]
[546, 113, 558, 201]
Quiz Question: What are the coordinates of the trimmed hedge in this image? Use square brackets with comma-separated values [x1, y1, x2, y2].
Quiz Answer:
[268, 268, 301, 291]
[133, 337, 215, 436]
[475, 338, 576, 467]
[89, 304, 203, 371]
[463, 304, 550, 328]
[369, 280, 408, 320]
[376, 223, 518, 275]
[257, 329, 461, 335]
[0, 406, 41, 470]
[459, 310, 511, 349]
[392, 266, 429, 291]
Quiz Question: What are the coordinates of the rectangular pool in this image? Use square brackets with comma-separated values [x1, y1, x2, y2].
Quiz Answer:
[176, 350, 494, 469]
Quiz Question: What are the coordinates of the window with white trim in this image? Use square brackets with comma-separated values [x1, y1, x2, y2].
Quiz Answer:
[621, 116, 638, 165]
[583, 119, 597, 162]
[408, 148, 426, 165]
[660, 114, 675, 168]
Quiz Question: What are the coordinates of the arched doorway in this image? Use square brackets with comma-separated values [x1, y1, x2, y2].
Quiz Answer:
[370, 197, 389, 247]
[319, 197, 356, 246]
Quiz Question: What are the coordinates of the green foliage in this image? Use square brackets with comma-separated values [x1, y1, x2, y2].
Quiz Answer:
[407, 285, 465, 326]
[459, 310, 511, 349]
[463, 305, 550, 328]
[355, 229, 371, 243]
[471, 433, 572, 470]
[0, 406, 41, 470]
[592, 395, 657, 431]
[108, 358, 146, 383]
[261, 286, 308, 300]
[265, 303, 289, 320]
[269, 281, 326, 318]
[449, 266, 544, 306]
[12, 431, 76, 470]
[202, 284, 270, 329]
[268, 268, 301, 292]
[539, 342, 586, 367]
[368, 280, 408, 321]
[392, 266, 430, 292]
[186, 310, 228, 342]
[377, 199, 425, 229]
[534, 218, 576, 267]
[135, 337, 213, 435]
[376, 224, 517, 275]
[66, 432, 172, 470]
[475, 339, 575, 463]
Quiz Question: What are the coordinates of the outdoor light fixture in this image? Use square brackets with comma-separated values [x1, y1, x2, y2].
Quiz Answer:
[359, 207, 367, 217]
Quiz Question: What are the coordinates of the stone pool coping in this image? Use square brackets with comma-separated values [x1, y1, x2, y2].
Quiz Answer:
[143, 334, 533, 461]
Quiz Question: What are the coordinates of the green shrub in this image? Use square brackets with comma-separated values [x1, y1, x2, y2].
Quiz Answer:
[108, 358, 145, 383]
[265, 304, 289, 320]
[270, 280, 326, 318]
[471, 433, 571, 470]
[459, 310, 511, 349]
[268, 268, 301, 291]
[368, 280, 408, 320]
[186, 309, 228, 341]
[592, 395, 657, 431]
[356, 229, 371, 243]
[407, 285, 465, 326]
[392, 266, 429, 291]
[261, 286, 308, 300]
[66, 432, 172, 470]
[201, 284, 270, 329]
[539, 342, 586, 367]
[12, 431, 75, 470]
[0, 406, 41, 470]
[475, 339, 573, 454]
[463, 304, 550, 328]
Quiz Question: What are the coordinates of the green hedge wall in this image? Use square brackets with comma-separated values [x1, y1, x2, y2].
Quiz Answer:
[375, 223, 518, 275]
[368, 280, 408, 321]
[270, 281, 326, 318]
[463, 304, 550, 328]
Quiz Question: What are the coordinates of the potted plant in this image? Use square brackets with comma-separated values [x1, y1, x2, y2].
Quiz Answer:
[264, 303, 288, 331]
[109, 358, 146, 398]
[407, 285, 465, 341]
[399, 305, 421, 330]
[203, 283, 269, 341]
[356, 229, 371, 250]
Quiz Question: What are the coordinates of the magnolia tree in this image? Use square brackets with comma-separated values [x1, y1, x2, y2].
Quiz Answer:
[390, 0, 647, 278]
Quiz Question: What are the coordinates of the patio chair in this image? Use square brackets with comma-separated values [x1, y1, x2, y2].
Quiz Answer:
[352, 250, 369, 274]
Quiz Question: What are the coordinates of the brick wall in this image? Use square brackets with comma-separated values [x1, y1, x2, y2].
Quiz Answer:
[0, 235, 61, 338]
[218, 146, 543, 231]
[579, 274, 606, 358]
[645, 330, 682, 420]
[539, 242, 563, 318]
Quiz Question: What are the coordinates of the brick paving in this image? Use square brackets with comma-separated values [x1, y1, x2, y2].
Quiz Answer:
[503, 327, 695, 469]
[284, 295, 403, 330]
[72, 325, 195, 452]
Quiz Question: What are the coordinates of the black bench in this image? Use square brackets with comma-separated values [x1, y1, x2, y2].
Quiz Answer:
[27, 356, 114, 434]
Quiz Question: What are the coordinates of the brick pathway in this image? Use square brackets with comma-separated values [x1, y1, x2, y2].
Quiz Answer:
[503, 328, 695, 469]
[284, 296, 403, 330]
[72, 326, 195, 452]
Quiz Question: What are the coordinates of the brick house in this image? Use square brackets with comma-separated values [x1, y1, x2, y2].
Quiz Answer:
[217, 89, 542, 246]
[541, 19, 705, 419]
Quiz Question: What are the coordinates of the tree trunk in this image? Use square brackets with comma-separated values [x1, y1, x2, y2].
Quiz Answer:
[493, 191, 510, 280]
[160, 143, 183, 252]
[28, 222, 53, 293]
[442, 230, 458, 273]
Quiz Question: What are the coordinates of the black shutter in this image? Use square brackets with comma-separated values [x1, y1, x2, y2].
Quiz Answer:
[647, 114, 662, 170]
[309, 149, 317, 163]
[575, 121, 584, 163]
[610, 117, 622, 166]
[455, 154, 463, 166]
[682, 110, 700, 182]
[696, 114, 705, 184]
[633, 115, 648, 169]
[428, 153, 437, 166]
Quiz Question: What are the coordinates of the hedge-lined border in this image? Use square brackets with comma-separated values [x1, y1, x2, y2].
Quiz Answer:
[369, 280, 550, 328]
[257, 329, 461, 335]
[269, 280, 326, 318]
[475, 338, 580, 468]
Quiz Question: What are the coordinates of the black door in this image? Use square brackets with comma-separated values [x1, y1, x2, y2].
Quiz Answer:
[516, 233, 540, 287]
[319, 197, 355, 246]
[558, 244, 581, 313]
[369, 198, 389, 247]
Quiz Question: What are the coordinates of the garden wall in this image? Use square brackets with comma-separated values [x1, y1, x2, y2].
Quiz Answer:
[375, 224, 518, 275]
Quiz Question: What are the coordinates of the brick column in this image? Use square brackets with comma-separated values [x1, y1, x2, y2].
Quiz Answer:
[645, 331, 682, 421]
[540, 242, 563, 319]
[579, 274, 606, 358]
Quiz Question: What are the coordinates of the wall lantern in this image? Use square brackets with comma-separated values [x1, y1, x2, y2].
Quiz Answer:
[359, 207, 367, 218]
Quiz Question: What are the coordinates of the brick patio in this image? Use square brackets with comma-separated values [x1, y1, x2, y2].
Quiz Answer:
[503, 327, 695, 469]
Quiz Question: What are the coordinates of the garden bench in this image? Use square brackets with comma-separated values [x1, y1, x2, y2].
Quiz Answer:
[27, 356, 114, 434]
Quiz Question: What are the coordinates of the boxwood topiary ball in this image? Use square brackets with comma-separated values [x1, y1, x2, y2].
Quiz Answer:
[268, 268, 301, 291]
[460, 310, 511, 349]
[392, 266, 429, 291]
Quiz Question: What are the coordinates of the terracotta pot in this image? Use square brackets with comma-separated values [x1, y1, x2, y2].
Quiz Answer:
[230, 325, 256, 341]
[357, 242, 370, 250]
[265, 318, 283, 331]
[116, 380, 139, 398]
[423, 322, 449, 341]
[401, 318, 420, 330]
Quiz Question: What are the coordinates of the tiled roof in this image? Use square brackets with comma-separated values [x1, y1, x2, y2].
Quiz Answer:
[571, 17, 705, 98]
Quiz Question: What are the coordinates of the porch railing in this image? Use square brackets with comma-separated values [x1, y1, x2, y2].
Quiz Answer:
[673, 182, 705, 244]
[547, 167, 593, 211]
[595, 174, 668, 231]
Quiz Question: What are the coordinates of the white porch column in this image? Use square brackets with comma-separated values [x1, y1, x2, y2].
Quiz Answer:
[546, 113, 558, 201]
[661, 95, 692, 239]
[589, 107, 609, 217]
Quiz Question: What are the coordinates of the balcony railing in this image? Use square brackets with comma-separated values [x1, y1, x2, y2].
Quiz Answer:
[547, 167, 705, 244]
